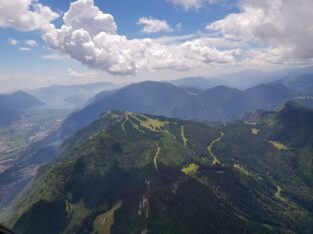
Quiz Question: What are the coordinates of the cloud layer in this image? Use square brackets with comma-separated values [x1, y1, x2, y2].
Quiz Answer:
[42, 0, 239, 75]
[4, 0, 309, 76]
[0, 0, 59, 31]
[208, 0, 313, 64]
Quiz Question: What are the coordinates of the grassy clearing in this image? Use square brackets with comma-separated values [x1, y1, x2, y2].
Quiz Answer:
[121, 112, 176, 139]
[234, 164, 252, 177]
[274, 185, 287, 202]
[181, 126, 188, 146]
[66, 199, 91, 232]
[104, 111, 122, 121]
[251, 128, 260, 135]
[244, 122, 259, 126]
[269, 141, 288, 151]
[109, 112, 121, 120]
[129, 113, 169, 131]
[93, 201, 122, 234]
[207, 132, 224, 165]
[234, 164, 262, 180]
[122, 112, 168, 132]
[182, 163, 199, 175]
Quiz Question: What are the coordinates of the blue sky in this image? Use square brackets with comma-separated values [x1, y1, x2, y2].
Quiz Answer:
[39, 0, 238, 36]
[0, 0, 240, 91]
[0, 0, 312, 92]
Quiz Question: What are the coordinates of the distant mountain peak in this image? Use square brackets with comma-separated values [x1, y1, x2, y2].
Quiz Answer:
[0, 91, 44, 109]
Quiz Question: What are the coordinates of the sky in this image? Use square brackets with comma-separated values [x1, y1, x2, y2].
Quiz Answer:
[0, 0, 313, 92]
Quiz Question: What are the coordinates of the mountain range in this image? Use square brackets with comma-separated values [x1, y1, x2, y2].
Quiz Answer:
[0, 91, 44, 110]
[5, 102, 313, 234]
[168, 70, 271, 90]
[274, 73, 313, 95]
[0, 69, 312, 233]
[168, 66, 313, 91]
[28, 82, 117, 109]
[60, 81, 296, 136]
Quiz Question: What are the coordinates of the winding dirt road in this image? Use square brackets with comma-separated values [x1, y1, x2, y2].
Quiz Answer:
[207, 132, 224, 165]
[154, 143, 160, 172]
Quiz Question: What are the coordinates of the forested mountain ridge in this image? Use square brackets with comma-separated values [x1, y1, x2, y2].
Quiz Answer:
[5, 103, 313, 234]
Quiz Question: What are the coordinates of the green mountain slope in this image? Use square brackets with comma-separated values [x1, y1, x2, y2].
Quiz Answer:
[5, 106, 313, 234]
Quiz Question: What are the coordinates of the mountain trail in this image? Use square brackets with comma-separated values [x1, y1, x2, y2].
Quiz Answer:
[181, 125, 188, 146]
[154, 142, 160, 172]
[207, 132, 224, 165]
[121, 112, 129, 132]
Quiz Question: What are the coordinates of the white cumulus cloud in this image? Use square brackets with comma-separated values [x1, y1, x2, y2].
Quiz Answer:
[63, 0, 116, 36]
[207, 0, 313, 64]
[8, 38, 19, 45]
[20, 47, 31, 51]
[67, 68, 98, 79]
[25, 39, 37, 47]
[42, 0, 239, 75]
[0, 0, 59, 31]
[137, 17, 173, 34]
[170, 0, 203, 10]
[42, 53, 70, 61]
[169, 0, 225, 10]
